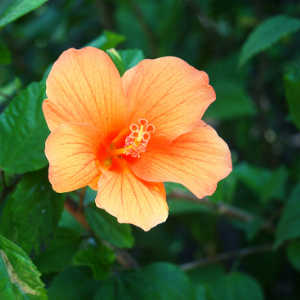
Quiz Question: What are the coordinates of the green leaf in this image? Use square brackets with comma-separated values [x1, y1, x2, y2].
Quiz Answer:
[187, 264, 225, 286]
[58, 210, 87, 234]
[0, 78, 21, 105]
[141, 262, 195, 299]
[0, 39, 11, 64]
[284, 73, 300, 131]
[239, 15, 300, 68]
[94, 262, 195, 300]
[0, 169, 65, 255]
[244, 251, 282, 286]
[286, 240, 300, 272]
[275, 183, 300, 248]
[168, 200, 210, 215]
[204, 55, 256, 120]
[0, 195, 18, 241]
[245, 217, 263, 242]
[86, 30, 126, 51]
[204, 80, 256, 120]
[83, 186, 98, 205]
[0, 234, 47, 300]
[73, 243, 115, 280]
[106, 48, 145, 76]
[164, 182, 190, 196]
[0, 81, 50, 173]
[106, 48, 126, 77]
[233, 163, 270, 194]
[211, 272, 264, 300]
[48, 266, 99, 300]
[85, 203, 134, 249]
[118, 49, 145, 70]
[208, 174, 237, 203]
[260, 166, 288, 203]
[0, 0, 49, 28]
[233, 163, 288, 203]
[33, 228, 81, 273]
[195, 285, 210, 300]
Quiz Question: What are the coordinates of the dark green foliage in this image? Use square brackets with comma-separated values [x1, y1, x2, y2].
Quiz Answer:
[48, 266, 99, 300]
[33, 228, 81, 273]
[284, 73, 300, 131]
[275, 183, 300, 248]
[119, 49, 145, 70]
[239, 15, 300, 68]
[1, 0, 300, 299]
[0, 169, 65, 255]
[210, 272, 264, 300]
[85, 203, 134, 249]
[191, 269, 264, 300]
[0, 0, 49, 27]
[87, 30, 126, 50]
[73, 243, 115, 280]
[0, 39, 11, 64]
[204, 55, 257, 120]
[94, 262, 195, 300]
[286, 240, 300, 272]
[106, 48, 145, 76]
[106, 48, 126, 76]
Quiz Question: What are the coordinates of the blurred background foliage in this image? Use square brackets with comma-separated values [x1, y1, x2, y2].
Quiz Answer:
[1, 0, 300, 299]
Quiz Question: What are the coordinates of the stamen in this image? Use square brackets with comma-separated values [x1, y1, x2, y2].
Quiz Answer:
[124, 119, 155, 158]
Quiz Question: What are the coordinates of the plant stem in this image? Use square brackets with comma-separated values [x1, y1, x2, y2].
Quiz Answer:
[169, 189, 275, 234]
[126, 0, 158, 57]
[93, 0, 114, 30]
[64, 196, 140, 269]
[1, 169, 6, 190]
[78, 187, 86, 212]
[180, 244, 272, 271]
[0, 174, 22, 203]
[0, 92, 13, 100]
[64, 196, 90, 230]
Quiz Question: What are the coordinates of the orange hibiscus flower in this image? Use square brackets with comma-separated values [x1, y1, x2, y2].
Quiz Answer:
[43, 47, 232, 231]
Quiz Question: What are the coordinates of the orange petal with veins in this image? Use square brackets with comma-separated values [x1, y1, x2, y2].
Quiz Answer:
[44, 47, 129, 144]
[88, 174, 101, 191]
[129, 121, 232, 199]
[45, 123, 104, 193]
[43, 99, 66, 132]
[95, 166, 168, 231]
[122, 57, 215, 149]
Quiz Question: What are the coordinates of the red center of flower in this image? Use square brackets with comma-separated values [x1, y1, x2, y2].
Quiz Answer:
[123, 119, 155, 158]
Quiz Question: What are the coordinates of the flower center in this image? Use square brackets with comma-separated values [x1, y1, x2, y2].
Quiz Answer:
[108, 119, 155, 158]
[124, 119, 155, 158]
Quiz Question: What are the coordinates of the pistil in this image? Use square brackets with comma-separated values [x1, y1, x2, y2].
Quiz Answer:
[109, 119, 155, 159]
[123, 119, 155, 158]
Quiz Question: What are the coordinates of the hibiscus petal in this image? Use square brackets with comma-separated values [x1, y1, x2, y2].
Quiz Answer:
[42, 99, 67, 132]
[129, 121, 232, 199]
[45, 123, 104, 193]
[44, 47, 129, 143]
[88, 174, 101, 191]
[122, 57, 215, 148]
[95, 167, 168, 231]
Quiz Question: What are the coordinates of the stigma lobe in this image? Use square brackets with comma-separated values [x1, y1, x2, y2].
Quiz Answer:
[124, 119, 155, 158]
